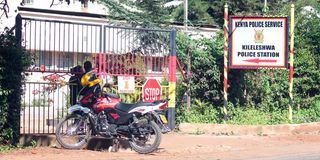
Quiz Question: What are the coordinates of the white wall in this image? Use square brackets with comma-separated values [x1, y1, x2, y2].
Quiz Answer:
[0, 0, 107, 31]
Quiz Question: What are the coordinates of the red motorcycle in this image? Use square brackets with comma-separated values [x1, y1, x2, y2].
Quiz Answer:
[55, 71, 170, 154]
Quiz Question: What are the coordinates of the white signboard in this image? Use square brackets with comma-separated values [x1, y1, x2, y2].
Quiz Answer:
[118, 76, 135, 93]
[229, 16, 288, 69]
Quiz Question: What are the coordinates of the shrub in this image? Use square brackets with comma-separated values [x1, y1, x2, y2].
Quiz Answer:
[0, 29, 31, 145]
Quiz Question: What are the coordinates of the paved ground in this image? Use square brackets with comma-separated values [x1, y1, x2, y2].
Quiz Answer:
[1, 133, 320, 160]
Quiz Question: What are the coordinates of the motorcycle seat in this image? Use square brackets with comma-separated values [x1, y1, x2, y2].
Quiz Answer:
[115, 101, 158, 113]
[115, 103, 134, 112]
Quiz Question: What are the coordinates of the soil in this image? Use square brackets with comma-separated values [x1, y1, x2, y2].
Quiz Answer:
[1, 133, 320, 160]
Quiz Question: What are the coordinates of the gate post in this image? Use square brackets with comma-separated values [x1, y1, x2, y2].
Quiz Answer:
[15, 14, 22, 45]
[168, 29, 177, 130]
[13, 14, 22, 143]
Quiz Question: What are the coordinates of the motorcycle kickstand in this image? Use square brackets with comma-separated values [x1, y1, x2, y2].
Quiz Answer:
[108, 138, 120, 152]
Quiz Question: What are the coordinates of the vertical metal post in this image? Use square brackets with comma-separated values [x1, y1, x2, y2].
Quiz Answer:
[38, 84, 40, 133]
[223, 4, 229, 120]
[184, 0, 188, 32]
[33, 84, 36, 133]
[53, 22, 56, 71]
[168, 29, 177, 130]
[15, 14, 22, 44]
[289, 4, 295, 121]
[186, 45, 191, 112]
[48, 22, 51, 71]
[100, 25, 103, 61]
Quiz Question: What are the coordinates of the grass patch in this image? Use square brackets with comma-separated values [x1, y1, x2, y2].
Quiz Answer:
[0, 139, 37, 153]
[177, 99, 320, 125]
[0, 145, 15, 153]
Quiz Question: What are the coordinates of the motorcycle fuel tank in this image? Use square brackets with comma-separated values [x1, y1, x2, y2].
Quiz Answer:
[93, 97, 121, 112]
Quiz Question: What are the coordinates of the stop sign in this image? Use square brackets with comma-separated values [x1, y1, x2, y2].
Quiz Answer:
[142, 79, 162, 102]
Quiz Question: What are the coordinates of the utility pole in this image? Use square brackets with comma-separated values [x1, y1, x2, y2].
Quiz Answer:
[184, 0, 188, 32]
[263, 0, 268, 13]
[186, 44, 191, 112]
[184, 0, 190, 111]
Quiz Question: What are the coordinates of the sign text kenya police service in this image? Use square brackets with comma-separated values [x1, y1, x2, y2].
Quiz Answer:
[229, 16, 288, 69]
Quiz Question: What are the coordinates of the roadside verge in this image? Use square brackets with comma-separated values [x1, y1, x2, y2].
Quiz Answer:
[178, 122, 320, 135]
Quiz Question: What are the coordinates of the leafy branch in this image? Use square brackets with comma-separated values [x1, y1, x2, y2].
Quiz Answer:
[0, 0, 9, 19]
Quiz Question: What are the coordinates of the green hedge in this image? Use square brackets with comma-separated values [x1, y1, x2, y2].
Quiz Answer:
[0, 29, 31, 145]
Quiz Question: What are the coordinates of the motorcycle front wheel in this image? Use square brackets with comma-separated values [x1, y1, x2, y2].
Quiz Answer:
[55, 114, 91, 149]
[129, 121, 162, 154]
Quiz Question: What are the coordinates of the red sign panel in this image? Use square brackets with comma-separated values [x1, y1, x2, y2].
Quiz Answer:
[142, 79, 162, 102]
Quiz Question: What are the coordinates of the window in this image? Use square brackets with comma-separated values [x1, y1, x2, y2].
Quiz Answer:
[39, 51, 52, 67]
[58, 52, 73, 69]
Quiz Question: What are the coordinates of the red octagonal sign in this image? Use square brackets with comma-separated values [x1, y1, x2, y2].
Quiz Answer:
[142, 79, 162, 102]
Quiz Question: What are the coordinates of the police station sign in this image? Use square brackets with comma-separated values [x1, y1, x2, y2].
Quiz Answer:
[229, 16, 289, 69]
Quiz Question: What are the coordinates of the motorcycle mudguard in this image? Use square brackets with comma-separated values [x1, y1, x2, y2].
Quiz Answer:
[67, 104, 90, 114]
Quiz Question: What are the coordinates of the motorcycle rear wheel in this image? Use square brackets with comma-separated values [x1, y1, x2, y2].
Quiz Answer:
[55, 114, 91, 149]
[129, 121, 162, 154]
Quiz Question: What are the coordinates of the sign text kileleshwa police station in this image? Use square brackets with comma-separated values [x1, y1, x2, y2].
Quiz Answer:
[229, 16, 288, 69]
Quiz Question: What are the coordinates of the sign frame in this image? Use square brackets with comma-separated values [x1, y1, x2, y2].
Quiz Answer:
[228, 16, 289, 69]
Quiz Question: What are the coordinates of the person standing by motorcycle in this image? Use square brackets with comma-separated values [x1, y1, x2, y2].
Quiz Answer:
[79, 61, 101, 106]
[83, 61, 93, 74]
[69, 65, 83, 106]
[80, 61, 98, 87]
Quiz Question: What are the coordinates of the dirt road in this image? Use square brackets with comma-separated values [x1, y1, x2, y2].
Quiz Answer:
[1, 133, 320, 160]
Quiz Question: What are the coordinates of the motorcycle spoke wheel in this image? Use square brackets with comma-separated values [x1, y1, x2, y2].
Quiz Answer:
[129, 121, 161, 154]
[56, 114, 91, 149]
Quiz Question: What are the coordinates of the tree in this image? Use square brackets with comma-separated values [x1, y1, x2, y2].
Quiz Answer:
[175, 0, 320, 113]
[170, 0, 287, 27]
[289, 0, 320, 108]
[176, 31, 224, 106]
[172, 0, 215, 26]
[0, 29, 31, 145]
[0, 0, 9, 19]
[97, 0, 172, 55]
[98, 0, 171, 28]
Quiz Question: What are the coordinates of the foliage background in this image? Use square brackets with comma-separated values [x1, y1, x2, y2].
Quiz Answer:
[96, 0, 320, 124]
[175, 0, 320, 124]
[0, 30, 31, 146]
[1, 1, 320, 148]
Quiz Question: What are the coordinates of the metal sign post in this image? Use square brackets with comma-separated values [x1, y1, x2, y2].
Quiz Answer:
[289, 4, 295, 121]
[223, 4, 229, 120]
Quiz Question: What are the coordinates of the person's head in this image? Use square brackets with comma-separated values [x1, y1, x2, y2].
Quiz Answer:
[84, 61, 92, 73]
[70, 65, 83, 76]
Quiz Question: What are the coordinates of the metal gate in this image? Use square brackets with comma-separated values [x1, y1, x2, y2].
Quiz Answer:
[16, 11, 176, 134]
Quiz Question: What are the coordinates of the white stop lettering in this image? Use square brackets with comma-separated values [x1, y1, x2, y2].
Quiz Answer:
[145, 88, 160, 101]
